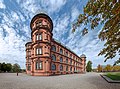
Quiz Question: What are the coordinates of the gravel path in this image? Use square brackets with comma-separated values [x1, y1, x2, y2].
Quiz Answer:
[0, 72, 120, 89]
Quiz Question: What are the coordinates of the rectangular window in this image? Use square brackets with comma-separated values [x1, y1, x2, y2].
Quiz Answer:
[39, 48, 42, 54]
[36, 61, 43, 70]
[39, 62, 42, 69]
[39, 34, 42, 40]
[36, 48, 42, 55]
[36, 62, 39, 69]
[36, 34, 39, 40]
[36, 48, 39, 55]
[36, 34, 42, 41]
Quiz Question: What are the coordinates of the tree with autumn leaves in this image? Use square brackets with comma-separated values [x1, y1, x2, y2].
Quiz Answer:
[97, 64, 120, 72]
[73, 0, 120, 65]
[97, 64, 102, 72]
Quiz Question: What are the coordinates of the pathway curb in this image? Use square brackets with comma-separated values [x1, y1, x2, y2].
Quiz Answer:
[100, 74, 120, 83]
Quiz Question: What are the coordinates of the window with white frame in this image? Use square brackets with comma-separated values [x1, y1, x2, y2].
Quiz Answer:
[36, 61, 43, 70]
[36, 48, 42, 55]
[39, 34, 42, 40]
[36, 34, 42, 41]
[36, 34, 39, 40]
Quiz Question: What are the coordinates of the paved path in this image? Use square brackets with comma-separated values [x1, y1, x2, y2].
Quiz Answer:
[0, 72, 120, 89]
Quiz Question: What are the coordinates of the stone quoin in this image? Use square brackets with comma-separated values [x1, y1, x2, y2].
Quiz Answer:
[25, 13, 86, 76]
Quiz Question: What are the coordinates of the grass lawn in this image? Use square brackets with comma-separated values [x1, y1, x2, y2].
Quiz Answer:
[104, 72, 120, 81]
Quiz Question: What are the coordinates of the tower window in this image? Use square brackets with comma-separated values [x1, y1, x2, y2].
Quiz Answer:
[36, 61, 43, 70]
[39, 34, 42, 40]
[36, 34, 42, 41]
[36, 48, 42, 55]
[36, 20, 42, 26]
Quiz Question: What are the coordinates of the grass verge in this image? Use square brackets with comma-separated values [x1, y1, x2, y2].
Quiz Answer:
[104, 72, 120, 80]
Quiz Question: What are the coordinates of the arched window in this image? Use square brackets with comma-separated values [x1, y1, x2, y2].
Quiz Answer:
[60, 48, 63, 54]
[60, 65, 63, 71]
[70, 59, 72, 65]
[51, 64, 56, 70]
[74, 68, 75, 72]
[70, 54, 72, 59]
[66, 66, 68, 71]
[66, 59, 68, 63]
[60, 57, 63, 62]
[51, 45, 56, 51]
[36, 61, 43, 70]
[66, 52, 68, 56]
[70, 67, 72, 71]
[51, 54, 56, 61]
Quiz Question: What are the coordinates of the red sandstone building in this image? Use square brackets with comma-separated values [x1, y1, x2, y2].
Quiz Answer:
[25, 13, 86, 76]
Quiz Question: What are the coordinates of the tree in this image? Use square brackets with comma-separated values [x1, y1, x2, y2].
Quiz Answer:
[86, 61, 92, 72]
[6, 63, 12, 72]
[112, 65, 120, 72]
[0, 63, 1, 72]
[1, 62, 7, 72]
[97, 64, 103, 72]
[104, 64, 112, 72]
[12, 63, 21, 72]
[73, 0, 120, 64]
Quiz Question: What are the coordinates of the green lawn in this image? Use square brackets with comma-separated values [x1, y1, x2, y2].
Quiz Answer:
[105, 72, 120, 80]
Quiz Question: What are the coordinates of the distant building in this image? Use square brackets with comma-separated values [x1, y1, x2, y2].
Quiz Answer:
[25, 13, 86, 76]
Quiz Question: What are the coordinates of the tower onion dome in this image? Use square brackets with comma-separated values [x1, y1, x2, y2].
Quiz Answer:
[80, 54, 86, 58]
[30, 13, 53, 32]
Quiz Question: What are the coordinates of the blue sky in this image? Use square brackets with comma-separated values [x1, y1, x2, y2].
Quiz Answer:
[0, 0, 118, 68]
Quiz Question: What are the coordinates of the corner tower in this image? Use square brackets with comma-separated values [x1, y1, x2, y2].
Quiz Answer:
[30, 13, 53, 76]
[80, 54, 86, 73]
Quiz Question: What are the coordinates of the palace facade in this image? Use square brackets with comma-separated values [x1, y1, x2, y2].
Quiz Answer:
[25, 13, 86, 76]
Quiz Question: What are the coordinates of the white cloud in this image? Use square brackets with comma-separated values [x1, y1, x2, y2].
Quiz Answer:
[53, 14, 70, 40]
[48, 0, 66, 12]
[0, 0, 6, 9]
[71, 7, 79, 22]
